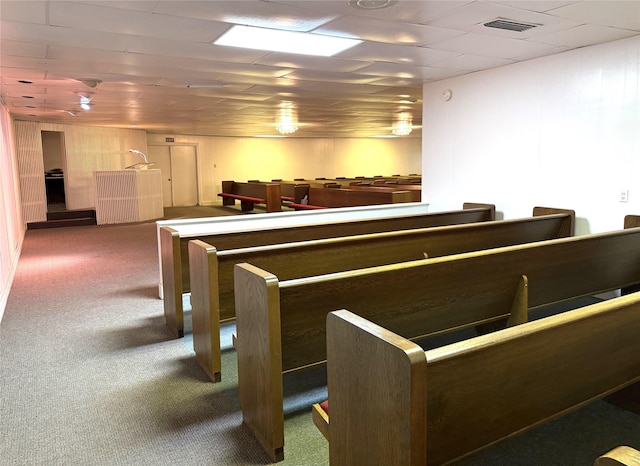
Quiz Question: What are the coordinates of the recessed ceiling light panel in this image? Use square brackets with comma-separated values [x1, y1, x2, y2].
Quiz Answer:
[214, 25, 362, 57]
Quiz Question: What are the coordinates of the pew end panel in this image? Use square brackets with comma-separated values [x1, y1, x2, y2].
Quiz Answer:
[326, 309, 428, 466]
[596, 446, 640, 466]
[533, 206, 576, 236]
[160, 227, 184, 338]
[234, 262, 285, 462]
[188, 240, 221, 383]
[624, 215, 640, 229]
[463, 202, 496, 220]
[264, 183, 282, 213]
[220, 180, 236, 207]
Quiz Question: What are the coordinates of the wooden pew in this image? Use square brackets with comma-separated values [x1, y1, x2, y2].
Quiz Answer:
[217, 180, 282, 213]
[288, 186, 414, 210]
[346, 183, 422, 202]
[312, 175, 421, 185]
[278, 182, 309, 202]
[189, 208, 573, 382]
[234, 224, 640, 461]
[275, 181, 340, 204]
[159, 203, 495, 337]
[157, 203, 436, 296]
[263, 180, 337, 203]
[317, 302, 640, 466]
[596, 446, 640, 466]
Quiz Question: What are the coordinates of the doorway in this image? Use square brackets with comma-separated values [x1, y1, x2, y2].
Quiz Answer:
[147, 145, 199, 207]
[41, 131, 67, 212]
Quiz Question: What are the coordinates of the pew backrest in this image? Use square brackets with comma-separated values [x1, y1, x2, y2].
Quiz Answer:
[189, 210, 571, 382]
[214, 212, 572, 321]
[345, 184, 422, 202]
[236, 225, 640, 373]
[304, 186, 413, 207]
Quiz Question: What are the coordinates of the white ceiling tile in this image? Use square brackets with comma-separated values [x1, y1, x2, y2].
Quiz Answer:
[285, 69, 383, 84]
[430, 53, 515, 72]
[152, 0, 339, 32]
[272, 0, 475, 25]
[0, 40, 48, 59]
[337, 41, 461, 66]
[315, 15, 466, 46]
[255, 53, 372, 73]
[533, 24, 640, 48]
[487, 1, 576, 14]
[48, 1, 226, 43]
[551, 1, 640, 31]
[0, 20, 133, 51]
[304, 81, 391, 94]
[0, 0, 48, 24]
[355, 62, 430, 80]
[430, 31, 560, 59]
[125, 37, 269, 64]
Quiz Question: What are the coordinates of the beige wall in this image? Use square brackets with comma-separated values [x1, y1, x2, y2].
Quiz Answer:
[146, 133, 422, 206]
[13, 121, 421, 219]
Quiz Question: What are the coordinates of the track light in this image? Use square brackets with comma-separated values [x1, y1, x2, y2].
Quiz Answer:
[79, 95, 92, 111]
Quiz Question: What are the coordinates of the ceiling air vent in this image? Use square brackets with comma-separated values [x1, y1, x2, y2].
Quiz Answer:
[484, 18, 539, 32]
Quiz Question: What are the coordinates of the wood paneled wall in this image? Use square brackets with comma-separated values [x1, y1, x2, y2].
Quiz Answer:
[13, 121, 147, 223]
[0, 103, 25, 321]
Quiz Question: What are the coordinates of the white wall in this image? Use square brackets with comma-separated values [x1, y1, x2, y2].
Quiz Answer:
[0, 100, 25, 321]
[146, 133, 422, 205]
[422, 35, 640, 235]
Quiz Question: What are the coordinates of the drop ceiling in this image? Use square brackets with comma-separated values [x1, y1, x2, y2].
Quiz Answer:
[1, 0, 639, 138]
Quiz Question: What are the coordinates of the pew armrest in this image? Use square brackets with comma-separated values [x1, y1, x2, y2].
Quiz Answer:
[595, 446, 640, 466]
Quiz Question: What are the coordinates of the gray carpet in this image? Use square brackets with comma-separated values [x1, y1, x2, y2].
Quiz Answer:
[0, 219, 326, 466]
[1, 211, 639, 466]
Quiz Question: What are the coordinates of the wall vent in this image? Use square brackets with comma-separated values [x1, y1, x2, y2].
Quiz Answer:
[484, 18, 539, 32]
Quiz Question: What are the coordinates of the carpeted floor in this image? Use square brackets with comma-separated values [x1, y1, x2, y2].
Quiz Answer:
[1, 209, 639, 465]
[0, 215, 327, 466]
